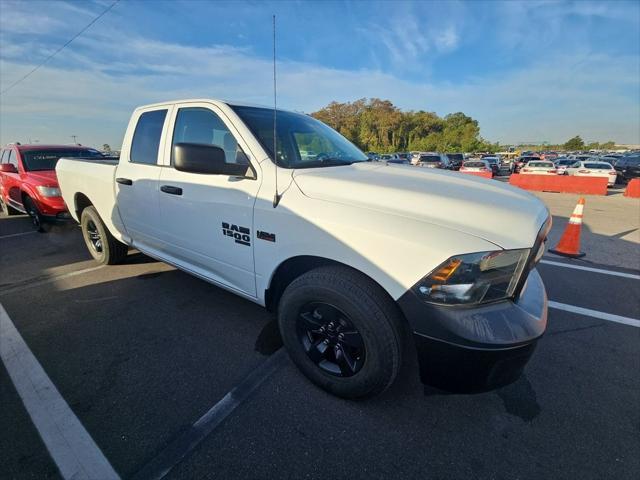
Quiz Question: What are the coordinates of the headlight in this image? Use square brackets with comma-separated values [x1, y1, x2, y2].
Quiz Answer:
[413, 249, 530, 305]
[36, 186, 61, 197]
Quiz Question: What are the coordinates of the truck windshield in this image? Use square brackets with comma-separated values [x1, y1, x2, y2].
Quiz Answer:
[230, 105, 367, 168]
[22, 149, 103, 171]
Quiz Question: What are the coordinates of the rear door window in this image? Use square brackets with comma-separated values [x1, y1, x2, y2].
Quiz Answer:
[0, 150, 7, 163]
[130, 109, 168, 165]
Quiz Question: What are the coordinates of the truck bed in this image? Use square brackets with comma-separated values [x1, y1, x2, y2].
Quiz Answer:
[56, 156, 125, 241]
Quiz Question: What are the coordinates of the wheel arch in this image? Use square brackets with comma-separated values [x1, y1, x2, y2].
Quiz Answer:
[20, 187, 37, 206]
[265, 255, 407, 327]
[74, 192, 94, 220]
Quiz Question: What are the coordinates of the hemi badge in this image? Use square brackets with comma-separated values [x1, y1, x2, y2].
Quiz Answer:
[257, 231, 276, 242]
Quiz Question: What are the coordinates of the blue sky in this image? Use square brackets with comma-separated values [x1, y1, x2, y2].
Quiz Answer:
[1, 0, 639, 148]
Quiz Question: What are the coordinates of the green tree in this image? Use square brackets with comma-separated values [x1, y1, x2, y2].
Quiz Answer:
[311, 99, 489, 154]
[563, 136, 585, 150]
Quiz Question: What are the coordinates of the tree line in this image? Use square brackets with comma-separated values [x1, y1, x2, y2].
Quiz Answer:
[560, 136, 615, 151]
[311, 99, 617, 154]
[311, 98, 498, 154]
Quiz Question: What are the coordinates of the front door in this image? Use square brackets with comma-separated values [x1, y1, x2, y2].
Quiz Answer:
[156, 103, 260, 297]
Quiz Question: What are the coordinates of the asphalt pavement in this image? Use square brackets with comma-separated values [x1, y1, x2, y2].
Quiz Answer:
[1, 214, 639, 480]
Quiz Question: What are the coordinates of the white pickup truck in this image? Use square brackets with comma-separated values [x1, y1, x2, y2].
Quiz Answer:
[57, 99, 550, 398]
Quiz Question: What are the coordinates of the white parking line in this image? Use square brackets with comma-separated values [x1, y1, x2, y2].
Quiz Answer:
[0, 303, 120, 480]
[540, 259, 640, 280]
[548, 301, 640, 328]
[0, 231, 38, 239]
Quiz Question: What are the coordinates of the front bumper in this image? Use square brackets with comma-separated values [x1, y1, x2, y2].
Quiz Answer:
[398, 268, 547, 392]
[41, 210, 75, 225]
[34, 196, 74, 224]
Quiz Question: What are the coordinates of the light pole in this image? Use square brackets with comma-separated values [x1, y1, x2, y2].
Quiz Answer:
[71, 135, 77, 144]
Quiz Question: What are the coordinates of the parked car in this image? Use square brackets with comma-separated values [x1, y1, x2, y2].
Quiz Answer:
[554, 157, 574, 175]
[0, 143, 103, 230]
[445, 153, 464, 170]
[565, 161, 617, 186]
[599, 155, 621, 166]
[412, 152, 450, 168]
[56, 98, 550, 398]
[512, 155, 541, 173]
[480, 156, 500, 176]
[541, 152, 559, 161]
[386, 159, 410, 165]
[611, 155, 640, 184]
[519, 161, 558, 175]
[569, 154, 595, 162]
[459, 160, 492, 175]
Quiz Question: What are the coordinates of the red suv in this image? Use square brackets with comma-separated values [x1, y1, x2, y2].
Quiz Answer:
[0, 143, 104, 231]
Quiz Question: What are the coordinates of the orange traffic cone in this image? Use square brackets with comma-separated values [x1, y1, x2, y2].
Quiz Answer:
[549, 198, 586, 258]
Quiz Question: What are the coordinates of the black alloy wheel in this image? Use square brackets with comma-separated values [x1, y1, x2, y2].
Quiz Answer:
[24, 197, 45, 232]
[80, 206, 128, 265]
[86, 219, 103, 253]
[297, 302, 366, 377]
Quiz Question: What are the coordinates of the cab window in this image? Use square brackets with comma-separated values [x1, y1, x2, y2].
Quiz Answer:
[130, 109, 167, 165]
[7, 150, 18, 168]
[171, 107, 248, 165]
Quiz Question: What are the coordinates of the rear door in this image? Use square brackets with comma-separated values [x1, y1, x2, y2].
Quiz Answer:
[115, 106, 172, 251]
[156, 102, 260, 297]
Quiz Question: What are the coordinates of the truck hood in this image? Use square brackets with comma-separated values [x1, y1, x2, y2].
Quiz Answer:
[293, 162, 549, 249]
[27, 170, 59, 186]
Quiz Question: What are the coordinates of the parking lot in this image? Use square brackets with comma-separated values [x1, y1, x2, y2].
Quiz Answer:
[1, 191, 639, 480]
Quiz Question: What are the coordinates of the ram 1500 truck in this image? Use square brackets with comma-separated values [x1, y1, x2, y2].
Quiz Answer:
[56, 99, 550, 398]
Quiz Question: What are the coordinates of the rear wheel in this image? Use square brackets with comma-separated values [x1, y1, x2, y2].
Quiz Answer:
[278, 265, 403, 399]
[23, 196, 46, 232]
[80, 206, 128, 265]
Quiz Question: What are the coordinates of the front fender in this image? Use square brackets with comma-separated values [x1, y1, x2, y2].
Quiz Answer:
[254, 189, 498, 305]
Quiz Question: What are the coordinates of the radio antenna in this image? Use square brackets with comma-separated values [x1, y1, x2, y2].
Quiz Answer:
[272, 14, 281, 208]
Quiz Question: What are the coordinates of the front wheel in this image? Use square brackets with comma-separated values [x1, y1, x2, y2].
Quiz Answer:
[23, 196, 46, 232]
[80, 206, 128, 265]
[278, 266, 403, 399]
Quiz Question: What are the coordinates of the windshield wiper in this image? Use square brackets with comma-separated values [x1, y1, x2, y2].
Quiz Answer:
[296, 158, 357, 168]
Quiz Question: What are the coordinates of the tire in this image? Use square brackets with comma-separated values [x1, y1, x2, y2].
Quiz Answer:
[23, 196, 46, 233]
[0, 197, 20, 216]
[80, 206, 128, 265]
[278, 265, 403, 399]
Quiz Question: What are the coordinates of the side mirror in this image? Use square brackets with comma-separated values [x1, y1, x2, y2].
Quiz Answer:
[0, 163, 17, 173]
[173, 143, 249, 176]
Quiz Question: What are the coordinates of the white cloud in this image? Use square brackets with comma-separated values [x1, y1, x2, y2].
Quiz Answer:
[0, 4, 638, 148]
[434, 26, 458, 51]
